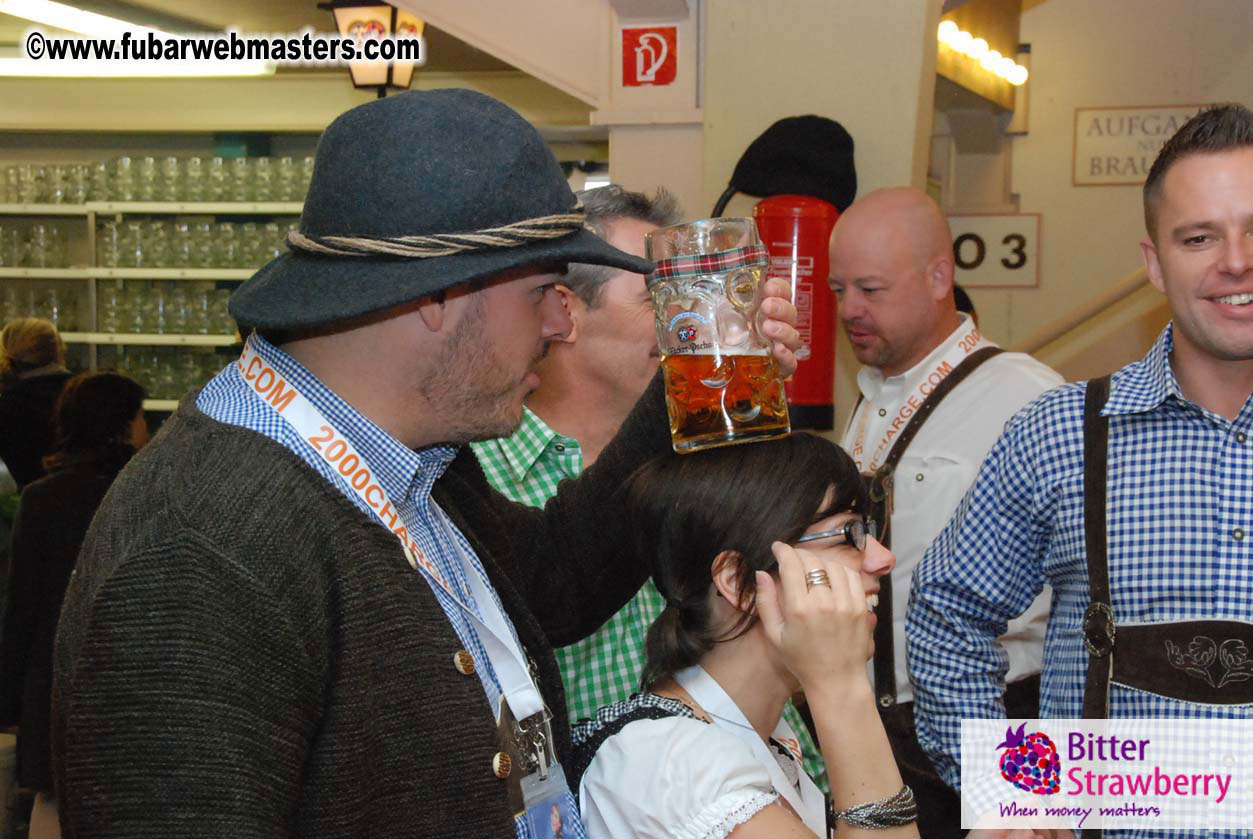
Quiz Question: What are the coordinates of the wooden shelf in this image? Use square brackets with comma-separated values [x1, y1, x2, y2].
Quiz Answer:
[0, 267, 256, 280]
[86, 201, 303, 215]
[0, 202, 302, 216]
[0, 267, 92, 279]
[64, 332, 238, 346]
[0, 204, 90, 216]
[89, 267, 254, 280]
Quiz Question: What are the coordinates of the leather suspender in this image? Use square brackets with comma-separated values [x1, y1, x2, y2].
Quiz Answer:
[867, 346, 1005, 707]
[1079, 376, 1112, 839]
[1081, 375, 1115, 721]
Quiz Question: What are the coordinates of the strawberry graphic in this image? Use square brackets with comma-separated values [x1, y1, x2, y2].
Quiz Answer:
[996, 722, 1061, 795]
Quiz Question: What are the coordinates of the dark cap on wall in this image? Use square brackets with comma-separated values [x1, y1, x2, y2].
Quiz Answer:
[712, 115, 857, 215]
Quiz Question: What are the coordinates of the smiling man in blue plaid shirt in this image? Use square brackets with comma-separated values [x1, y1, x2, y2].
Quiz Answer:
[908, 104, 1253, 838]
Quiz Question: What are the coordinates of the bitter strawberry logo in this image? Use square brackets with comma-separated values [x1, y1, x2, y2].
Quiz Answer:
[997, 722, 1061, 795]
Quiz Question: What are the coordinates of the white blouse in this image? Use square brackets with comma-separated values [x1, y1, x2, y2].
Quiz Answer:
[578, 714, 784, 839]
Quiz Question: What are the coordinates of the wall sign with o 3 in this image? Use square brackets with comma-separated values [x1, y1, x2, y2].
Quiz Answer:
[946, 214, 1041, 289]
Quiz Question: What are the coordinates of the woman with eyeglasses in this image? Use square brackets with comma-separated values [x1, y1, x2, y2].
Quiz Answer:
[569, 432, 918, 838]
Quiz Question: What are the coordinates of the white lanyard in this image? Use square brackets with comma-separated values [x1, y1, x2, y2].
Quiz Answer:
[674, 666, 826, 835]
[236, 338, 544, 722]
[849, 316, 983, 473]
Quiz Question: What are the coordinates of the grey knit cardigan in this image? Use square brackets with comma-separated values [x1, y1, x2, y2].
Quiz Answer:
[52, 376, 670, 838]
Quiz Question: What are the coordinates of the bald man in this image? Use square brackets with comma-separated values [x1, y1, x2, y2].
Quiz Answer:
[830, 187, 1062, 837]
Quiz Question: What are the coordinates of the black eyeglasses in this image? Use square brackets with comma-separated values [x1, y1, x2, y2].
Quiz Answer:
[794, 517, 877, 551]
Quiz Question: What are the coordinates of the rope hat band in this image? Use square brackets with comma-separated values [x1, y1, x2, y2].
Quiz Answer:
[288, 208, 586, 260]
[228, 90, 652, 330]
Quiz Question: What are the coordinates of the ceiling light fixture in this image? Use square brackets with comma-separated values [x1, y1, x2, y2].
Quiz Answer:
[318, 1, 424, 98]
[0, 0, 273, 77]
[0, 0, 149, 37]
[936, 20, 1029, 87]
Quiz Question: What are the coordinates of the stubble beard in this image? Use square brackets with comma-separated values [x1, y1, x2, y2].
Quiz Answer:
[849, 333, 894, 371]
[420, 299, 546, 444]
[1176, 313, 1253, 364]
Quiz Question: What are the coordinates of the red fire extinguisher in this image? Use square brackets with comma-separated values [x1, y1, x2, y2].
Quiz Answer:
[753, 195, 839, 431]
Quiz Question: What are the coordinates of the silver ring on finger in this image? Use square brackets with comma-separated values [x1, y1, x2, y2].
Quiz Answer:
[804, 568, 831, 590]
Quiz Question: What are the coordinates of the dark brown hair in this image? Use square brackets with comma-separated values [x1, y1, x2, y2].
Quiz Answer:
[1144, 104, 1253, 240]
[43, 371, 145, 472]
[628, 432, 866, 689]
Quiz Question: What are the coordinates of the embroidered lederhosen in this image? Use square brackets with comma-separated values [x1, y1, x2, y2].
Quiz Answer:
[1080, 375, 1253, 839]
[859, 346, 1004, 706]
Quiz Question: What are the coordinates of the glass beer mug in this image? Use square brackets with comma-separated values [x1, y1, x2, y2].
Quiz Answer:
[646, 217, 790, 453]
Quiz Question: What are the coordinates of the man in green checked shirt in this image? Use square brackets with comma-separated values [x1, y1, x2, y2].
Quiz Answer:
[471, 184, 830, 793]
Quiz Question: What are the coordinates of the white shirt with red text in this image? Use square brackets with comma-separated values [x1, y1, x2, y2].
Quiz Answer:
[841, 314, 1064, 704]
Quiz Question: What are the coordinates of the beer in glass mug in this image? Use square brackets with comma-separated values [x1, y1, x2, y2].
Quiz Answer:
[646, 217, 790, 453]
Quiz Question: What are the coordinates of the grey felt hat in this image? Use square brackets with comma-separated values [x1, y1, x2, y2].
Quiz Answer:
[230, 89, 653, 330]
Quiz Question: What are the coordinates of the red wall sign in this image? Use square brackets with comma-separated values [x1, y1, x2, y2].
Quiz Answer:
[622, 26, 678, 87]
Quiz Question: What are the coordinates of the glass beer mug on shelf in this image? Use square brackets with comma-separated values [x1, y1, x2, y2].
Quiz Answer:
[645, 217, 790, 453]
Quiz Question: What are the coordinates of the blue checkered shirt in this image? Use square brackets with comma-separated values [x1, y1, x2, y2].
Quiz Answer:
[908, 324, 1253, 838]
[199, 335, 587, 839]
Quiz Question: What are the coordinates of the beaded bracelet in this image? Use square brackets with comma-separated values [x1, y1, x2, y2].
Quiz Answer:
[830, 784, 918, 829]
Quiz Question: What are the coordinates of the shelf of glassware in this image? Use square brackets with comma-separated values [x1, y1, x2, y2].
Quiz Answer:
[62, 332, 238, 347]
[0, 267, 91, 279]
[0, 203, 94, 217]
[0, 267, 255, 280]
[89, 201, 304, 215]
[94, 268, 255, 280]
[0, 202, 303, 216]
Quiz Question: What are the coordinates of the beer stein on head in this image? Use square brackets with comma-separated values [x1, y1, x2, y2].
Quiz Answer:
[646, 217, 790, 453]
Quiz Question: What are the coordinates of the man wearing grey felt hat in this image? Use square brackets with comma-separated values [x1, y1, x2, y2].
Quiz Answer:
[50, 89, 801, 838]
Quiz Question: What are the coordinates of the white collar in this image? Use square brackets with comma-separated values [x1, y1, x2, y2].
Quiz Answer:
[674, 666, 826, 833]
[856, 313, 984, 402]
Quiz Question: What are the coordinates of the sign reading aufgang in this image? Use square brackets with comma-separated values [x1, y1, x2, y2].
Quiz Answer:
[961, 719, 1252, 831]
[1073, 105, 1207, 186]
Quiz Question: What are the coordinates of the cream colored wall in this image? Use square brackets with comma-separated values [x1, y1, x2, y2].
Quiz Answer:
[593, 0, 703, 215]
[0, 70, 591, 133]
[608, 124, 704, 214]
[703, 0, 941, 217]
[702, 0, 943, 434]
[972, 0, 1253, 374]
[1034, 283, 1170, 382]
[402, 0, 613, 107]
